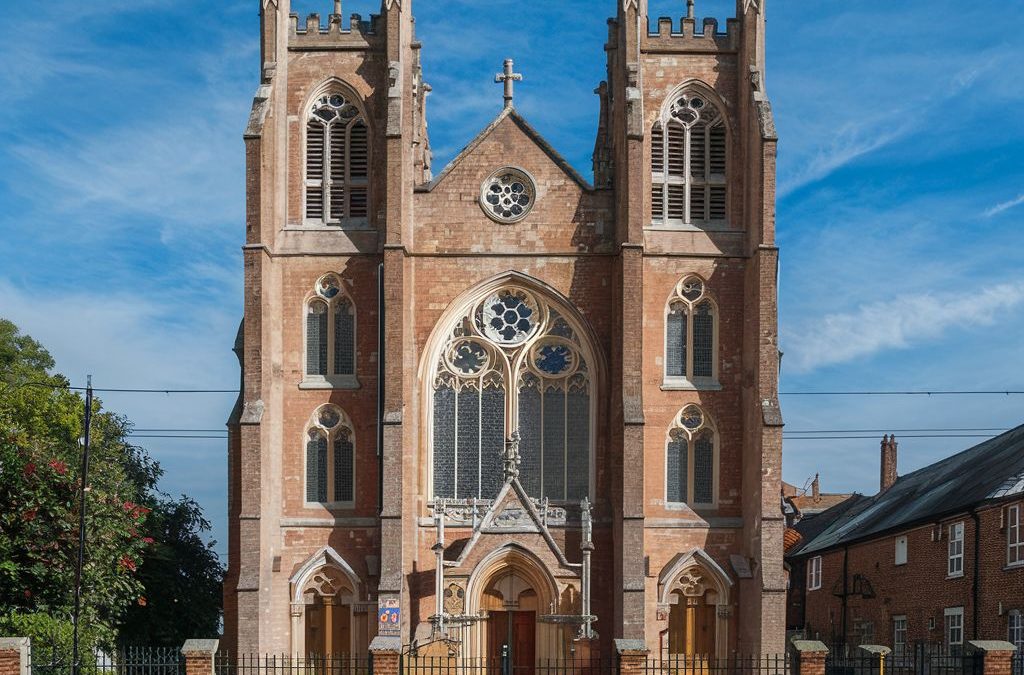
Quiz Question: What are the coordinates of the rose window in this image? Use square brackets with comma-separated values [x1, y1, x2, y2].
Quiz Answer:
[479, 290, 538, 345]
[481, 168, 536, 223]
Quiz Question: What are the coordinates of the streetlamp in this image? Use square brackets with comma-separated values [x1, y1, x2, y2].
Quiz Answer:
[72, 376, 92, 675]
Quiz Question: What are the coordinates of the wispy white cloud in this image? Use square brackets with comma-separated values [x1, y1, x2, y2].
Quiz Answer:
[985, 193, 1024, 218]
[784, 282, 1024, 373]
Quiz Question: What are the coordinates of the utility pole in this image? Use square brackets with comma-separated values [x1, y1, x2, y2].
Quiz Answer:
[72, 375, 92, 674]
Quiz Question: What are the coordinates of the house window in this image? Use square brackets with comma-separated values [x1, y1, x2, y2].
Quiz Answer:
[1009, 504, 1023, 567]
[305, 405, 355, 506]
[948, 522, 965, 577]
[1009, 611, 1023, 660]
[893, 616, 908, 656]
[304, 274, 357, 387]
[665, 276, 718, 386]
[895, 535, 908, 566]
[305, 89, 369, 226]
[665, 405, 718, 508]
[651, 88, 727, 227]
[431, 286, 593, 502]
[945, 607, 964, 647]
[807, 556, 822, 591]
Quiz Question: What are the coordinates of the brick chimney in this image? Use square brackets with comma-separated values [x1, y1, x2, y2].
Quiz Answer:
[811, 473, 821, 502]
[880, 435, 898, 491]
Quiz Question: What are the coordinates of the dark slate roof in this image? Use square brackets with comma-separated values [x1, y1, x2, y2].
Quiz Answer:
[788, 494, 867, 557]
[795, 423, 1024, 556]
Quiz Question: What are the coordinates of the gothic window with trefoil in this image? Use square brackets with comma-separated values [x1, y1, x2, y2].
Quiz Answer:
[431, 285, 594, 502]
[666, 404, 718, 508]
[665, 275, 718, 387]
[305, 273, 357, 388]
[305, 405, 355, 506]
[304, 88, 369, 226]
[651, 87, 727, 227]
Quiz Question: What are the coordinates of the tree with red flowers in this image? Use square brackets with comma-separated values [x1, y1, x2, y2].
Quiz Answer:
[0, 319, 222, 648]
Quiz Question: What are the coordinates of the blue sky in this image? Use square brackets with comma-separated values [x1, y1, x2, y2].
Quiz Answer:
[1, 0, 1022, 556]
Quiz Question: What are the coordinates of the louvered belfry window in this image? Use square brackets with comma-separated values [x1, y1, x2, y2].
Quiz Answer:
[305, 405, 355, 505]
[666, 405, 717, 507]
[431, 286, 593, 502]
[305, 273, 357, 383]
[305, 91, 369, 226]
[665, 276, 717, 383]
[652, 90, 727, 226]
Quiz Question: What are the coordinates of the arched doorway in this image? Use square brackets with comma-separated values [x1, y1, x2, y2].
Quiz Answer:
[302, 567, 354, 655]
[466, 545, 565, 667]
[658, 550, 733, 660]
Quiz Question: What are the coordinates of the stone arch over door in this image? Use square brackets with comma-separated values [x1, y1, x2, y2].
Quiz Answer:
[289, 547, 366, 655]
[657, 549, 734, 659]
[464, 544, 567, 662]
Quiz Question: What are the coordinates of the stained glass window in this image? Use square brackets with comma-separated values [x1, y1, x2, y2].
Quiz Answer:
[305, 274, 357, 383]
[665, 276, 716, 384]
[432, 287, 593, 502]
[306, 89, 369, 226]
[651, 90, 727, 226]
[305, 405, 355, 505]
[666, 405, 717, 507]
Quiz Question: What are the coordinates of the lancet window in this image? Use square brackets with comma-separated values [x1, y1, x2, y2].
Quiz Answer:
[666, 404, 718, 508]
[665, 275, 717, 384]
[651, 88, 727, 227]
[431, 287, 593, 502]
[305, 405, 355, 506]
[305, 274, 356, 386]
[305, 89, 369, 226]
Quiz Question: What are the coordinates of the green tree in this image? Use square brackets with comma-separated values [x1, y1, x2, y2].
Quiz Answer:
[0, 319, 223, 647]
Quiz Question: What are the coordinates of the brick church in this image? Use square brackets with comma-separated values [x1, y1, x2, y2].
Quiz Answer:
[224, 0, 785, 660]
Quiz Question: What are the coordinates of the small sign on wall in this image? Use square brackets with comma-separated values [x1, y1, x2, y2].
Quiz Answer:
[378, 597, 401, 635]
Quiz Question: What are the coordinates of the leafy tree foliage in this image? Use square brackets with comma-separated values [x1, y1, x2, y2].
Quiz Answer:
[0, 319, 223, 647]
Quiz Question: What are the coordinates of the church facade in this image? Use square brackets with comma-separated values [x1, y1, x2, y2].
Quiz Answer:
[224, 0, 785, 659]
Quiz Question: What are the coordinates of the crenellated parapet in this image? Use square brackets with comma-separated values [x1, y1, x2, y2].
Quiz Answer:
[288, 12, 383, 49]
[647, 16, 741, 52]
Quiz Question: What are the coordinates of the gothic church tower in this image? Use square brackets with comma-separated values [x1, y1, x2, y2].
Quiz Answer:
[225, 0, 784, 657]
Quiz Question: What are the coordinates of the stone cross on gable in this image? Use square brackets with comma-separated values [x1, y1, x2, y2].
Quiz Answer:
[495, 58, 523, 110]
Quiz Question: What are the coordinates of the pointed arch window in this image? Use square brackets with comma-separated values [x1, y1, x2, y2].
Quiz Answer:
[666, 404, 718, 508]
[305, 405, 355, 506]
[305, 89, 369, 227]
[304, 273, 358, 389]
[665, 276, 718, 387]
[651, 89, 727, 227]
[431, 286, 593, 502]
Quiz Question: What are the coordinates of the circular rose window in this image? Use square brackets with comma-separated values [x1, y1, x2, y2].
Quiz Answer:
[481, 168, 536, 223]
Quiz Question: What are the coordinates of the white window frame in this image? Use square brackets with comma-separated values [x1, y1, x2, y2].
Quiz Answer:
[1009, 610, 1023, 655]
[808, 556, 823, 591]
[895, 535, 908, 566]
[945, 606, 964, 647]
[893, 616, 908, 656]
[664, 404, 720, 509]
[303, 405, 356, 509]
[948, 521, 965, 578]
[1008, 504, 1024, 568]
[301, 273, 360, 390]
[662, 275, 720, 390]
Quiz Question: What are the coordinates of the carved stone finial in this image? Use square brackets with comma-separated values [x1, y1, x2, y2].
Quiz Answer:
[495, 58, 524, 110]
[503, 431, 522, 480]
[581, 497, 593, 549]
[333, 0, 342, 16]
[687, 0, 695, 19]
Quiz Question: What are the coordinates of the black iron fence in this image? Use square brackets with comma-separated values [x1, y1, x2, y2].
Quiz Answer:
[29, 646, 184, 675]
[823, 645, 983, 675]
[214, 653, 373, 675]
[1012, 651, 1022, 675]
[400, 653, 615, 675]
[642, 654, 791, 675]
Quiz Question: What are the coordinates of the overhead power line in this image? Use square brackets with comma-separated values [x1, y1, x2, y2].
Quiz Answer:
[780, 390, 1024, 396]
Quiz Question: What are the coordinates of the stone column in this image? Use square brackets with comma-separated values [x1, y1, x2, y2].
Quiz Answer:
[791, 640, 829, 675]
[616, 639, 649, 675]
[370, 636, 403, 675]
[967, 641, 1018, 675]
[181, 640, 219, 675]
[0, 639, 30, 675]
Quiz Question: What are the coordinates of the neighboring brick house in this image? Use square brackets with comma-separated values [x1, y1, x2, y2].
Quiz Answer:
[223, 0, 786, 660]
[786, 430, 1024, 653]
